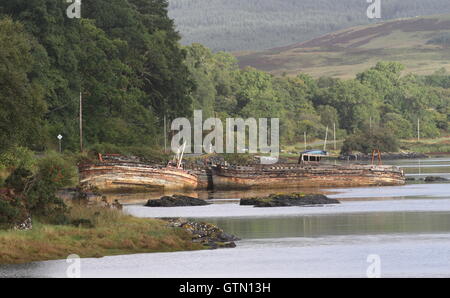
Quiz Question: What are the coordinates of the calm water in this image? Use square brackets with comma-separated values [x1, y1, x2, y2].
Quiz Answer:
[1, 158, 450, 278]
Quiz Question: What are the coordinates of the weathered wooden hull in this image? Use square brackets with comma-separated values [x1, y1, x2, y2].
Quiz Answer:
[79, 163, 199, 192]
[212, 164, 406, 189]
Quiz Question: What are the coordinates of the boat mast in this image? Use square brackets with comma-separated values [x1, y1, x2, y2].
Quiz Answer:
[323, 126, 328, 151]
[177, 141, 187, 169]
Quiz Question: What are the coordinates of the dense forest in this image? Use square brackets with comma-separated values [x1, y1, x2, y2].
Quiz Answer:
[1, 0, 192, 154]
[168, 0, 450, 51]
[185, 43, 450, 151]
[1, 0, 450, 161]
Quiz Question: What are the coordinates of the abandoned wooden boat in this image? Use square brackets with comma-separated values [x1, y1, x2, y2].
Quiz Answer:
[78, 151, 204, 192]
[79, 162, 200, 192]
[211, 150, 406, 189]
[211, 163, 405, 189]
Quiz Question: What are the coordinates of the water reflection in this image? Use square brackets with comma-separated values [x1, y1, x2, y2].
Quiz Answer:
[203, 212, 450, 239]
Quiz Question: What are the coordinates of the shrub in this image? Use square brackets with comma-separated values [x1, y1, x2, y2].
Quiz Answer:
[22, 153, 76, 223]
[2, 152, 77, 226]
[88, 143, 170, 164]
[5, 167, 33, 193]
[341, 127, 399, 154]
[0, 147, 36, 171]
[0, 193, 28, 229]
[221, 153, 255, 165]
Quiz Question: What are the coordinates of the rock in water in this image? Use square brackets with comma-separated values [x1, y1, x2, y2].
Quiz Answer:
[424, 176, 449, 182]
[145, 195, 209, 207]
[164, 218, 240, 249]
[240, 193, 339, 207]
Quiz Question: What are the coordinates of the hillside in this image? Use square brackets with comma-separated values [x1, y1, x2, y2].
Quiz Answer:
[168, 0, 450, 52]
[237, 14, 450, 78]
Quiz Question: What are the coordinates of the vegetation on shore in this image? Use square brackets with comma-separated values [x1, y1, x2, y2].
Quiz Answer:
[400, 136, 450, 154]
[0, 204, 201, 264]
[1, 1, 450, 159]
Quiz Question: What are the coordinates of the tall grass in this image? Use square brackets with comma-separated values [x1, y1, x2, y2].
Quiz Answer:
[0, 204, 202, 265]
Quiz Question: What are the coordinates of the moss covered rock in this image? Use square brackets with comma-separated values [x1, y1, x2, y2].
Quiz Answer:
[240, 193, 339, 207]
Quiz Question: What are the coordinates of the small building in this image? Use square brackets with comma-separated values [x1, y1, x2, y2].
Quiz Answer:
[298, 150, 328, 163]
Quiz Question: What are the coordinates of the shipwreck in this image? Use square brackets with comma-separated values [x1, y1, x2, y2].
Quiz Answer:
[212, 150, 405, 189]
[78, 149, 406, 192]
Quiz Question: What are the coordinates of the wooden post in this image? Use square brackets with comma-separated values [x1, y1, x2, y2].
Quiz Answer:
[333, 122, 336, 150]
[79, 91, 83, 152]
[177, 141, 186, 169]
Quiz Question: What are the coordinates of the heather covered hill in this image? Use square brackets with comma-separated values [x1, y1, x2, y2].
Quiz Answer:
[168, 0, 450, 52]
[237, 14, 450, 78]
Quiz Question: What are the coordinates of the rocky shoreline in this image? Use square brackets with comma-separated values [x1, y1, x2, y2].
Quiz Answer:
[407, 176, 449, 182]
[163, 218, 240, 249]
[240, 193, 340, 207]
[339, 152, 428, 161]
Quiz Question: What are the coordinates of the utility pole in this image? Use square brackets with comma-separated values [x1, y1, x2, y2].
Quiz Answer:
[79, 90, 83, 152]
[323, 126, 329, 151]
[417, 118, 420, 142]
[304, 131, 307, 151]
[164, 114, 167, 153]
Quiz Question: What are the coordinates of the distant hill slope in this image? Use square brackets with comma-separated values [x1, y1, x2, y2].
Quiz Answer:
[236, 14, 450, 78]
[168, 0, 450, 52]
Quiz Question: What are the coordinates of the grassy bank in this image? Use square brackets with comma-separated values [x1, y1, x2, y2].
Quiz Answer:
[0, 205, 202, 265]
[400, 136, 450, 154]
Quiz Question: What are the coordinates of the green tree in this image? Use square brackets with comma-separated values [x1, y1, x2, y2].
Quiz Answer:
[0, 18, 46, 153]
[382, 113, 413, 139]
[341, 127, 399, 155]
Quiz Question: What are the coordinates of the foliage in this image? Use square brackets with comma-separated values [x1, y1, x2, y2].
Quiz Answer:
[0, 147, 36, 172]
[0, 204, 201, 264]
[341, 127, 400, 154]
[1, 0, 193, 151]
[0, 18, 46, 152]
[88, 143, 170, 163]
[0, 194, 28, 229]
[221, 153, 255, 165]
[2, 152, 77, 227]
[24, 153, 76, 222]
[1, 1, 449, 162]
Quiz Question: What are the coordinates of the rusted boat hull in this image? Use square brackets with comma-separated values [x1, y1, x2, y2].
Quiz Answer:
[212, 164, 406, 189]
[79, 163, 199, 192]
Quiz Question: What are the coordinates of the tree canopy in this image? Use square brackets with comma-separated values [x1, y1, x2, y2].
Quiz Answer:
[0, 3, 449, 157]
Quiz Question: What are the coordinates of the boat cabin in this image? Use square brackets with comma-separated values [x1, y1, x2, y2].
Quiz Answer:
[298, 150, 328, 164]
